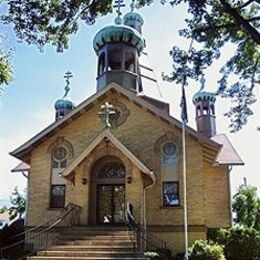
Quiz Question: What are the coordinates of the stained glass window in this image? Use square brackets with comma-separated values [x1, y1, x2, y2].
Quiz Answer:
[163, 182, 180, 206]
[52, 146, 68, 169]
[98, 163, 125, 179]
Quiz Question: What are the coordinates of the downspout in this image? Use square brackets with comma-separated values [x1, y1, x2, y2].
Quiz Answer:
[143, 175, 155, 252]
[228, 166, 233, 227]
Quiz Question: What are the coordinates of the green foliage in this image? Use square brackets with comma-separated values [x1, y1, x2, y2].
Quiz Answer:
[232, 185, 260, 230]
[160, 0, 260, 132]
[1, 0, 113, 52]
[0, 35, 12, 92]
[214, 227, 260, 260]
[189, 239, 226, 260]
[2, 187, 26, 221]
[0, 0, 259, 131]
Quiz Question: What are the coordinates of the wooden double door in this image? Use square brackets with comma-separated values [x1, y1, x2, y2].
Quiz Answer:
[96, 184, 125, 225]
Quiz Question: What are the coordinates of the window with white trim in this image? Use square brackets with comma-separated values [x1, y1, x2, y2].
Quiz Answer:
[162, 142, 180, 207]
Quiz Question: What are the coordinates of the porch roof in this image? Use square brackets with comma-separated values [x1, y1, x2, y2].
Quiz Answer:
[61, 129, 155, 185]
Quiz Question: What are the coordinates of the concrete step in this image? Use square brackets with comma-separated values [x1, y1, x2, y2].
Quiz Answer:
[37, 250, 143, 257]
[70, 226, 128, 231]
[28, 257, 148, 260]
[62, 234, 133, 240]
[48, 245, 135, 251]
[56, 239, 134, 246]
[66, 230, 131, 235]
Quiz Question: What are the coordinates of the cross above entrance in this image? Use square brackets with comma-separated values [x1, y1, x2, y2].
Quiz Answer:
[98, 102, 116, 129]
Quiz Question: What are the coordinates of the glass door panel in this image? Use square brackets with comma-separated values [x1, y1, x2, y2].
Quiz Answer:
[97, 185, 113, 224]
[96, 184, 125, 225]
[113, 185, 125, 224]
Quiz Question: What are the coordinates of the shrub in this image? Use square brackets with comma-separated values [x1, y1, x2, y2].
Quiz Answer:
[189, 239, 226, 260]
[224, 227, 260, 260]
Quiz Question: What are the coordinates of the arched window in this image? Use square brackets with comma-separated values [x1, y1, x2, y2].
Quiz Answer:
[210, 104, 215, 115]
[49, 140, 73, 208]
[98, 163, 125, 179]
[108, 46, 122, 71]
[98, 52, 106, 75]
[161, 142, 179, 207]
[196, 105, 201, 116]
[125, 51, 136, 73]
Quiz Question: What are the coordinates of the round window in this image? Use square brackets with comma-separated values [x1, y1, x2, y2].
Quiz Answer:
[52, 146, 68, 162]
[163, 143, 177, 156]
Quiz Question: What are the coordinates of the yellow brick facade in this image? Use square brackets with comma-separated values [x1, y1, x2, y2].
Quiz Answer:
[26, 90, 231, 254]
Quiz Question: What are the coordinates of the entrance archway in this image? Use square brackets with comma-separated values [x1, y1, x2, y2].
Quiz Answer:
[89, 156, 126, 225]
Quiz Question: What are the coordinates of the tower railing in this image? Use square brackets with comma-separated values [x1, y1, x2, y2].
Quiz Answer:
[0, 203, 81, 260]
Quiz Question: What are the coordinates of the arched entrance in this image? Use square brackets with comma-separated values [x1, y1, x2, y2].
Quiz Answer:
[89, 156, 126, 225]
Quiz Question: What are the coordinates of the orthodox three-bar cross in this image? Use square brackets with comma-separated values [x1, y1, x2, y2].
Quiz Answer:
[113, 0, 125, 17]
[98, 102, 116, 129]
[64, 71, 73, 97]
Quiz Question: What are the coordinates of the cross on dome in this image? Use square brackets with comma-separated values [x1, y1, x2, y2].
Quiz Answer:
[64, 71, 73, 97]
[130, 0, 136, 12]
[113, 0, 125, 24]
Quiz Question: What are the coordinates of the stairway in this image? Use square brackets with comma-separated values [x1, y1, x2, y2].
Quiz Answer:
[27, 226, 148, 260]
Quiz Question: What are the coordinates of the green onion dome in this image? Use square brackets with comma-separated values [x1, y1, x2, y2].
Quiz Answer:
[93, 22, 145, 55]
[55, 96, 75, 110]
[123, 11, 144, 26]
[192, 91, 216, 104]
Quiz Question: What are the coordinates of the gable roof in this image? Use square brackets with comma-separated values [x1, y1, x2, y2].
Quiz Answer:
[211, 134, 244, 166]
[61, 129, 155, 186]
[10, 83, 221, 163]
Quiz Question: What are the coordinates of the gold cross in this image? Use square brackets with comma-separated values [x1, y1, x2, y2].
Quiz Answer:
[98, 102, 116, 129]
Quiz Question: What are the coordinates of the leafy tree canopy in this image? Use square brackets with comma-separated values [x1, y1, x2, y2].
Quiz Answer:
[232, 185, 260, 230]
[0, 187, 26, 221]
[0, 0, 259, 131]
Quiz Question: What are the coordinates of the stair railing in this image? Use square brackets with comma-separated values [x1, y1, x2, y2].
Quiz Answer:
[0, 203, 81, 260]
[124, 201, 169, 259]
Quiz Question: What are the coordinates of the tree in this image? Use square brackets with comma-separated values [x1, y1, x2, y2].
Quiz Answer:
[0, 0, 259, 131]
[0, 35, 12, 93]
[0, 187, 26, 221]
[232, 185, 260, 230]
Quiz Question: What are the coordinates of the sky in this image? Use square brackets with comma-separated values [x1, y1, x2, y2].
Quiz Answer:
[0, 1, 259, 204]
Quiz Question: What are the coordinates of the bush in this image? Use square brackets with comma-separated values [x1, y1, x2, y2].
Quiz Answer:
[189, 239, 226, 260]
[223, 227, 260, 260]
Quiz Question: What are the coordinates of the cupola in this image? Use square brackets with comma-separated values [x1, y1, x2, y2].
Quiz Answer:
[192, 76, 217, 138]
[55, 71, 75, 121]
[93, 1, 145, 92]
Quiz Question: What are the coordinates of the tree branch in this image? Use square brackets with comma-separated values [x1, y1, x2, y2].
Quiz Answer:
[219, 0, 260, 44]
[238, 0, 254, 9]
[247, 16, 260, 22]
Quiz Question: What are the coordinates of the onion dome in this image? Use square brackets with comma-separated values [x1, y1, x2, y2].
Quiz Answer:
[55, 71, 75, 121]
[55, 96, 75, 111]
[192, 91, 216, 104]
[123, 11, 144, 33]
[192, 76, 216, 104]
[93, 19, 145, 55]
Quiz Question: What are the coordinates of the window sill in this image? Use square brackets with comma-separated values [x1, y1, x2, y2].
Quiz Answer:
[48, 207, 64, 210]
[160, 206, 183, 209]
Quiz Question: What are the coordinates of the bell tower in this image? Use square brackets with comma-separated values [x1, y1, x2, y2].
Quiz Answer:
[93, 1, 145, 92]
[192, 76, 217, 138]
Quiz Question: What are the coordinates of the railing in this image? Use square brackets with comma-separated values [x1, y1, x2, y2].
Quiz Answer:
[0, 203, 81, 260]
[124, 202, 169, 260]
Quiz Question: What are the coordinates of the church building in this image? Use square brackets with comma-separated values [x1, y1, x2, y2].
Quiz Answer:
[10, 3, 243, 257]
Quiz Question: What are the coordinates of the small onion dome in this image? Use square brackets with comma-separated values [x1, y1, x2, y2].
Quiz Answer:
[123, 11, 144, 27]
[93, 24, 145, 55]
[192, 91, 216, 104]
[55, 96, 75, 111]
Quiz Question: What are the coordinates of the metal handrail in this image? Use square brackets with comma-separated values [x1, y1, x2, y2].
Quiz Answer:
[0, 203, 81, 260]
[124, 202, 169, 259]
